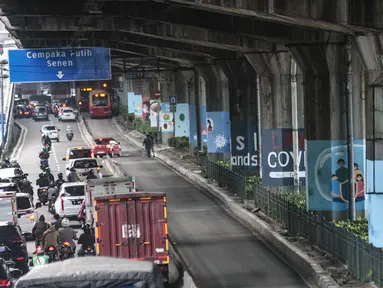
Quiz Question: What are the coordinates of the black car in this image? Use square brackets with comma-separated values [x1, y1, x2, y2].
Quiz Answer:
[14, 105, 31, 119]
[0, 222, 29, 274]
[0, 258, 22, 287]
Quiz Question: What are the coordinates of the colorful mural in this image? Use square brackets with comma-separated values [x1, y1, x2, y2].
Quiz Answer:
[127, 92, 135, 114]
[306, 140, 366, 212]
[201, 105, 207, 144]
[175, 104, 189, 137]
[160, 102, 173, 132]
[206, 111, 231, 153]
[134, 94, 142, 118]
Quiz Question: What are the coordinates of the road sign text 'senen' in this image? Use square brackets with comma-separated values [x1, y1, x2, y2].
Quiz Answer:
[8, 47, 111, 83]
[26, 49, 93, 68]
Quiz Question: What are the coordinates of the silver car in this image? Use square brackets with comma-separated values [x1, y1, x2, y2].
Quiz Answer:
[16, 193, 38, 239]
[33, 105, 49, 121]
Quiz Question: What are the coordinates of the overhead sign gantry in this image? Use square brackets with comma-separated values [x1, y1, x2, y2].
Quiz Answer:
[8, 47, 111, 83]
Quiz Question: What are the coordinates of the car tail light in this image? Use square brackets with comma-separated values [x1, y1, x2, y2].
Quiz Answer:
[60, 194, 65, 211]
[87, 247, 92, 251]
[16, 257, 24, 261]
[0, 280, 10, 287]
[9, 237, 23, 244]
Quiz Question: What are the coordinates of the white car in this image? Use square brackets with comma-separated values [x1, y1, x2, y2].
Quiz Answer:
[41, 125, 60, 142]
[54, 182, 85, 219]
[0, 168, 24, 182]
[59, 107, 76, 121]
[16, 193, 38, 239]
[66, 158, 102, 181]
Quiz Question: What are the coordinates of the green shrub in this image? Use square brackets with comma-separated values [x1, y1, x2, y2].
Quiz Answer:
[245, 176, 262, 198]
[216, 160, 231, 169]
[168, 136, 189, 150]
[332, 217, 368, 241]
[279, 192, 306, 209]
[127, 113, 135, 122]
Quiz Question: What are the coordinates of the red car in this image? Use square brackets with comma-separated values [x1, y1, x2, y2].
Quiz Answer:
[91, 138, 122, 158]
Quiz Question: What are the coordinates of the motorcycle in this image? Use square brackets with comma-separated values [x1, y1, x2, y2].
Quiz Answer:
[82, 246, 96, 257]
[48, 194, 57, 214]
[40, 159, 49, 171]
[59, 241, 74, 260]
[66, 133, 73, 141]
[37, 187, 48, 205]
[42, 143, 51, 152]
[45, 245, 57, 263]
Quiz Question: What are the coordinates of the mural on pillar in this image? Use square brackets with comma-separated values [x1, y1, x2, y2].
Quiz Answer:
[134, 94, 142, 118]
[175, 104, 189, 137]
[127, 92, 135, 114]
[160, 102, 174, 132]
[149, 100, 161, 127]
[262, 129, 305, 186]
[307, 140, 366, 211]
[231, 120, 258, 170]
[189, 104, 197, 145]
[207, 111, 230, 153]
[142, 97, 150, 121]
[201, 105, 207, 144]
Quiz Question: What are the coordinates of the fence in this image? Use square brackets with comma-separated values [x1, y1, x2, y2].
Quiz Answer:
[195, 154, 383, 285]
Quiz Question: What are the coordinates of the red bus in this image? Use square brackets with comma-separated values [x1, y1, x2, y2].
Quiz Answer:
[89, 89, 112, 118]
[78, 87, 92, 111]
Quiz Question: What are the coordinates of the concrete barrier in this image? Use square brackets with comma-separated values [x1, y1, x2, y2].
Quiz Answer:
[78, 114, 199, 288]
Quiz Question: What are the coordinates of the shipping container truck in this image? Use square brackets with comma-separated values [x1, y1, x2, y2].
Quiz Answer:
[80, 177, 137, 225]
[94, 192, 169, 283]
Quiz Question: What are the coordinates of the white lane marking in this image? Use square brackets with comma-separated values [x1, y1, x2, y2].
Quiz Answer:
[77, 119, 91, 147]
[11, 121, 28, 160]
[49, 118, 60, 173]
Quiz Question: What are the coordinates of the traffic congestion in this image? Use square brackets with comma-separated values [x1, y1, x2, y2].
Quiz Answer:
[0, 93, 167, 287]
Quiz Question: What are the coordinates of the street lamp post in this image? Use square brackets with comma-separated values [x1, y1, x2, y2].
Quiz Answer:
[0, 59, 9, 144]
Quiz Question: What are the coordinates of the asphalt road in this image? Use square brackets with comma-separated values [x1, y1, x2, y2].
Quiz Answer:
[82, 115, 307, 288]
[16, 115, 88, 256]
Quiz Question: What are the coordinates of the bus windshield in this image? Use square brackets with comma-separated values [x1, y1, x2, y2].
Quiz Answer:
[91, 95, 109, 107]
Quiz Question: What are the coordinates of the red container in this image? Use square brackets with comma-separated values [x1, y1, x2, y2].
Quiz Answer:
[94, 192, 169, 274]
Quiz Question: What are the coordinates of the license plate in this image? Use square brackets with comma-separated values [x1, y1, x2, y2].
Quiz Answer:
[72, 200, 82, 205]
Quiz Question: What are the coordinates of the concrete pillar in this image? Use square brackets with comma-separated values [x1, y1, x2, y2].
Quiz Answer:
[355, 35, 383, 246]
[197, 65, 230, 160]
[122, 76, 129, 108]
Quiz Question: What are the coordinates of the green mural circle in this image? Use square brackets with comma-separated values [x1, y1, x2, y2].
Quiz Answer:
[179, 113, 185, 121]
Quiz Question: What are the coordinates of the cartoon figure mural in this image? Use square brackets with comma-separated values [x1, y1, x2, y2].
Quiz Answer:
[307, 140, 366, 212]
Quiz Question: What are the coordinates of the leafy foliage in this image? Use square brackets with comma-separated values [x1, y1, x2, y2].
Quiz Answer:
[332, 217, 368, 241]
[168, 136, 189, 150]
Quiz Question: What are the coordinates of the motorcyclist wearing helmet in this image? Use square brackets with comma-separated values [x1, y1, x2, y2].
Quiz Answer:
[45, 167, 55, 183]
[1, 157, 10, 168]
[20, 178, 33, 198]
[47, 181, 58, 208]
[9, 159, 20, 168]
[55, 173, 65, 189]
[77, 224, 95, 257]
[30, 245, 49, 267]
[39, 147, 50, 160]
[36, 173, 50, 188]
[86, 169, 98, 180]
[66, 125, 73, 135]
[67, 167, 78, 183]
[58, 218, 77, 254]
[42, 133, 52, 149]
[42, 222, 60, 253]
[32, 215, 49, 248]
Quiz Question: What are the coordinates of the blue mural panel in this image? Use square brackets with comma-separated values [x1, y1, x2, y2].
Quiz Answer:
[134, 94, 142, 118]
[201, 105, 207, 144]
[127, 92, 135, 114]
[175, 104, 189, 137]
[306, 140, 366, 211]
[189, 104, 197, 145]
[262, 129, 305, 186]
[231, 120, 258, 170]
[206, 111, 230, 153]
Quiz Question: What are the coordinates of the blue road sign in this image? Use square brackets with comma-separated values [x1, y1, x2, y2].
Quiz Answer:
[8, 47, 111, 83]
[169, 96, 176, 105]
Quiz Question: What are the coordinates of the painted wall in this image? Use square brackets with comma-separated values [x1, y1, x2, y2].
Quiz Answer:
[175, 104, 189, 137]
[142, 97, 150, 122]
[160, 102, 174, 132]
[262, 129, 305, 186]
[306, 140, 366, 212]
[127, 92, 135, 113]
[134, 94, 142, 118]
[207, 111, 230, 153]
[230, 120, 258, 170]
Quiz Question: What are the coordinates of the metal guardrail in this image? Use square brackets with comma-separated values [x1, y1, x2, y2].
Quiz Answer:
[195, 155, 381, 285]
[0, 82, 15, 158]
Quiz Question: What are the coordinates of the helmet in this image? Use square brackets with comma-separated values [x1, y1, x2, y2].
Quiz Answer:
[67, 125, 71, 129]
[45, 167, 51, 173]
[39, 173, 44, 177]
[22, 178, 29, 185]
[88, 169, 94, 175]
[70, 167, 76, 172]
[61, 218, 70, 228]
[58, 173, 63, 178]
[45, 132, 49, 137]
